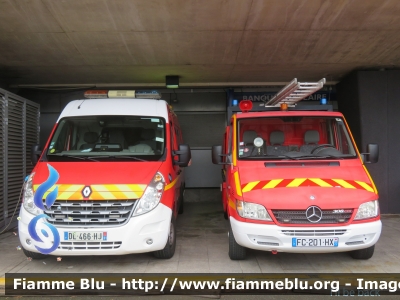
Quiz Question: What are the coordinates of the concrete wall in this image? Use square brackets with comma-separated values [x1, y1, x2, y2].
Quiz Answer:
[337, 70, 400, 213]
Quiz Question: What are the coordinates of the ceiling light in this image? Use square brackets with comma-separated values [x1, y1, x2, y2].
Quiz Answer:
[166, 76, 179, 89]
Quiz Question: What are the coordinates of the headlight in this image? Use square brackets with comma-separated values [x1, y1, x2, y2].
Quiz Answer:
[236, 200, 272, 221]
[132, 172, 165, 216]
[354, 200, 379, 220]
[22, 173, 42, 215]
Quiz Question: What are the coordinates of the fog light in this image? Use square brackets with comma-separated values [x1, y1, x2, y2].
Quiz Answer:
[146, 239, 153, 245]
[26, 239, 31, 245]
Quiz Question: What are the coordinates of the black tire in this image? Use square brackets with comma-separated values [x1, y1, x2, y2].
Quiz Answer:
[153, 218, 176, 259]
[22, 247, 48, 260]
[228, 223, 246, 260]
[178, 186, 184, 214]
[349, 245, 375, 259]
[223, 210, 228, 220]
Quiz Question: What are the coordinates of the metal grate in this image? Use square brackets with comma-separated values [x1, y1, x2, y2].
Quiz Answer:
[58, 241, 122, 250]
[0, 96, 4, 225]
[272, 209, 353, 224]
[44, 200, 137, 227]
[7, 98, 24, 218]
[25, 104, 39, 175]
[282, 229, 347, 236]
[0, 89, 39, 230]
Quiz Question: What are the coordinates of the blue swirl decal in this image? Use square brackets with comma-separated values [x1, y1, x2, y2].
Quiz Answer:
[28, 214, 60, 254]
[28, 164, 60, 254]
[34, 165, 59, 210]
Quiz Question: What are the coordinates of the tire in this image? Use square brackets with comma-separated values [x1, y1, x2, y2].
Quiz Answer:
[178, 186, 184, 214]
[228, 223, 246, 260]
[153, 218, 176, 259]
[22, 247, 48, 260]
[223, 210, 228, 220]
[349, 245, 375, 259]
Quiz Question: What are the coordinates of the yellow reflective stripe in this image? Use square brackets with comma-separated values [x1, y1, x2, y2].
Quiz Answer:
[262, 179, 282, 189]
[98, 191, 116, 199]
[332, 179, 356, 189]
[57, 185, 82, 199]
[228, 196, 236, 209]
[234, 171, 242, 196]
[362, 165, 378, 194]
[165, 175, 179, 191]
[232, 114, 237, 166]
[309, 178, 333, 187]
[355, 180, 374, 193]
[242, 181, 259, 193]
[287, 178, 306, 187]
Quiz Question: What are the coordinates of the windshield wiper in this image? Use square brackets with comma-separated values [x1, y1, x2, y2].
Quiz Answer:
[242, 154, 299, 160]
[88, 155, 148, 162]
[294, 154, 344, 160]
[49, 154, 99, 162]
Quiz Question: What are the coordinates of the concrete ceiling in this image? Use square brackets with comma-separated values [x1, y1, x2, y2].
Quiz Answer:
[0, 0, 400, 87]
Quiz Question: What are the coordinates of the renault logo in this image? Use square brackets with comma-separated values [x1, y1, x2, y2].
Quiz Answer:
[306, 206, 323, 223]
[82, 186, 92, 198]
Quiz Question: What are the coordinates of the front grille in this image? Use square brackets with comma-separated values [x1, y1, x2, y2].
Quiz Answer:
[44, 200, 137, 227]
[272, 209, 353, 224]
[58, 241, 122, 250]
[282, 229, 347, 236]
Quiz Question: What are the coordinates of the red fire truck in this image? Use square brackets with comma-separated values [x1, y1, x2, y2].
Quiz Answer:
[212, 79, 380, 260]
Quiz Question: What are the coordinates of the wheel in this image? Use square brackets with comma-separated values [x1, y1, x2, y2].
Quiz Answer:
[228, 223, 246, 260]
[178, 185, 184, 214]
[349, 245, 375, 259]
[153, 218, 176, 259]
[22, 247, 48, 260]
[223, 210, 228, 220]
[311, 144, 336, 154]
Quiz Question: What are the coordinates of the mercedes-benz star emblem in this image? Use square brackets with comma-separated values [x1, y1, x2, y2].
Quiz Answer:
[310, 195, 316, 200]
[305, 206, 323, 223]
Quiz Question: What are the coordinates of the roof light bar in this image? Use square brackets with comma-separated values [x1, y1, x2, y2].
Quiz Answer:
[84, 90, 108, 99]
[84, 90, 162, 99]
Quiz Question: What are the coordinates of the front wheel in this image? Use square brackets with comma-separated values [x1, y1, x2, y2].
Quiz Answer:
[349, 245, 375, 259]
[153, 218, 176, 259]
[228, 223, 246, 260]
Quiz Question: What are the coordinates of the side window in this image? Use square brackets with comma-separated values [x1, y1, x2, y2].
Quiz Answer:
[225, 124, 233, 163]
[170, 123, 178, 152]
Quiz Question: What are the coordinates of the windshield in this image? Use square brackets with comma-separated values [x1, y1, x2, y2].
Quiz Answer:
[46, 115, 166, 162]
[237, 116, 357, 160]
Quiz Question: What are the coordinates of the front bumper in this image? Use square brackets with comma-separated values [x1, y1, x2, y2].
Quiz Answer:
[230, 217, 382, 253]
[18, 203, 172, 256]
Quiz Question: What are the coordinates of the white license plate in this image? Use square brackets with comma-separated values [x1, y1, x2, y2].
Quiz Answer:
[292, 237, 338, 247]
[64, 232, 107, 241]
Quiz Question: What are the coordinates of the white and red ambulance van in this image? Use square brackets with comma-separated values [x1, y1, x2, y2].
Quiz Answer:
[213, 79, 381, 260]
[19, 90, 191, 259]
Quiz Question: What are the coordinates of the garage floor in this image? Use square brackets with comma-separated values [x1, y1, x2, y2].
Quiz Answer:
[1, 189, 399, 282]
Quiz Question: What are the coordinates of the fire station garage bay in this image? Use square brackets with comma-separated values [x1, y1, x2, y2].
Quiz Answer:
[1, 0, 400, 274]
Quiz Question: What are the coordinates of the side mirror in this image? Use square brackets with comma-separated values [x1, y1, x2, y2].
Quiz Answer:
[212, 145, 223, 164]
[361, 143, 379, 164]
[212, 145, 230, 165]
[31, 144, 42, 165]
[173, 144, 191, 167]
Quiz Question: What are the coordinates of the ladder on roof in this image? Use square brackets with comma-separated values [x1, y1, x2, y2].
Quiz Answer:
[265, 78, 326, 106]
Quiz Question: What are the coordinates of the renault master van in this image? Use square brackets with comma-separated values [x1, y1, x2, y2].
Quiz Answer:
[19, 90, 191, 259]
